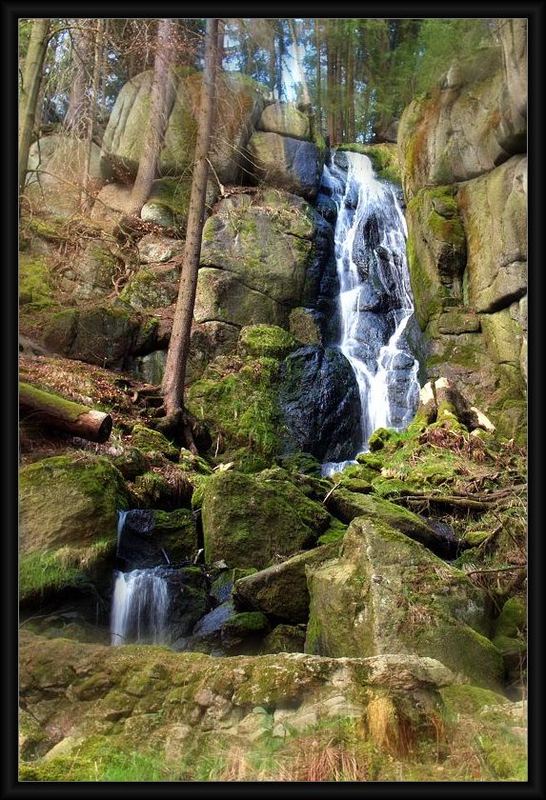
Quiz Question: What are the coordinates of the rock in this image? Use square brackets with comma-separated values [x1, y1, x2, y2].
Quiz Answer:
[187, 321, 240, 381]
[194, 267, 288, 328]
[129, 350, 167, 385]
[26, 135, 106, 217]
[305, 516, 503, 689]
[257, 101, 310, 139]
[246, 132, 323, 200]
[19, 254, 54, 309]
[129, 425, 178, 459]
[237, 325, 299, 359]
[492, 596, 526, 680]
[261, 624, 306, 654]
[90, 183, 134, 231]
[399, 46, 526, 198]
[338, 143, 401, 183]
[233, 543, 339, 624]
[200, 190, 316, 305]
[139, 176, 218, 232]
[137, 234, 184, 264]
[19, 630, 454, 771]
[458, 155, 527, 313]
[325, 488, 456, 557]
[221, 611, 271, 653]
[201, 471, 332, 569]
[498, 19, 527, 134]
[119, 263, 180, 310]
[279, 345, 362, 462]
[405, 184, 466, 328]
[101, 69, 264, 184]
[43, 306, 157, 369]
[288, 307, 322, 344]
[68, 241, 120, 301]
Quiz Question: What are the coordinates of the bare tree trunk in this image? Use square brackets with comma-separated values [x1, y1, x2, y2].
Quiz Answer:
[326, 22, 335, 144]
[128, 18, 176, 215]
[289, 19, 311, 107]
[161, 18, 219, 443]
[314, 19, 322, 132]
[81, 18, 104, 211]
[18, 18, 50, 198]
[64, 20, 93, 136]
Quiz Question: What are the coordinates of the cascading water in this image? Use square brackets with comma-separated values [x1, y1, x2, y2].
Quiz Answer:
[110, 567, 171, 646]
[322, 151, 421, 474]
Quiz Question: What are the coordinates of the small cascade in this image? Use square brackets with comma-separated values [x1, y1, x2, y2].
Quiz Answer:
[110, 567, 171, 646]
[321, 151, 421, 474]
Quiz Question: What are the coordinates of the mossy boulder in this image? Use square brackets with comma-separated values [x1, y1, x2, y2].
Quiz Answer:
[405, 185, 466, 329]
[238, 325, 299, 359]
[119, 264, 180, 311]
[140, 176, 218, 230]
[19, 454, 128, 604]
[101, 69, 265, 184]
[261, 624, 306, 654]
[288, 307, 322, 345]
[186, 355, 282, 460]
[194, 267, 288, 328]
[492, 596, 526, 676]
[19, 254, 55, 308]
[233, 543, 339, 624]
[201, 471, 332, 569]
[43, 306, 157, 369]
[130, 425, 179, 460]
[325, 489, 452, 556]
[305, 516, 503, 689]
[69, 241, 120, 301]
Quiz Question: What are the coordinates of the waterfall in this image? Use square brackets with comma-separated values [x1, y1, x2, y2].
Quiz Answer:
[110, 568, 171, 646]
[322, 151, 420, 473]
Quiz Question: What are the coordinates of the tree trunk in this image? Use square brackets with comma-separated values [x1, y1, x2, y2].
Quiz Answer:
[161, 18, 219, 443]
[64, 20, 94, 137]
[289, 19, 311, 108]
[128, 18, 176, 216]
[326, 21, 335, 144]
[18, 18, 50, 198]
[314, 19, 322, 133]
[81, 19, 104, 211]
[19, 383, 113, 443]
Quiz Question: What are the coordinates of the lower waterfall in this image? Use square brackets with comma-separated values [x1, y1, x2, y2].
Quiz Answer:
[110, 568, 171, 646]
[321, 150, 421, 474]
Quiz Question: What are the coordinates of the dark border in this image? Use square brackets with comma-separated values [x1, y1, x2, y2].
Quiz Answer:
[4, 1, 543, 798]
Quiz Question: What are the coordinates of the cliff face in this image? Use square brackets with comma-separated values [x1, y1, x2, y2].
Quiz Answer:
[398, 20, 527, 440]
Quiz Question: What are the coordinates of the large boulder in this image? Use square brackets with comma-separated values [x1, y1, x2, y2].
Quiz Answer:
[201, 471, 331, 569]
[398, 46, 526, 198]
[233, 543, 339, 624]
[19, 455, 128, 606]
[26, 135, 106, 217]
[101, 69, 265, 184]
[194, 268, 288, 328]
[305, 516, 503, 689]
[278, 346, 362, 462]
[257, 102, 310, 139]
[246, 132, 323, 200]
[119, 263, 180, 311]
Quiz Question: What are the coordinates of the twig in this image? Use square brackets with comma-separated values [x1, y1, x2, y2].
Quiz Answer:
[466, 565, 527, 577]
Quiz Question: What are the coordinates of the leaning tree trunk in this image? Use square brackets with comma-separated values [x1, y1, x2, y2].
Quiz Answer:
[20, 382, 113, 443]
[161, 18, 219, 447]
[128, 18, 176, 216]
[18, 18, 50, 198]
[80, 18, 104, 211]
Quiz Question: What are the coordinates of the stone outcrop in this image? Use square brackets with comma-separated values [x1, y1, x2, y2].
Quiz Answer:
[257, 101, 311, 139]
[305, 516, 503, 689]
[246, 132, 323, 200]
[398, 23, 527, 440]
[101, 69, 265, 184]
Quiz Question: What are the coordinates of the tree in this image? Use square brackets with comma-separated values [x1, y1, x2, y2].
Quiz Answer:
[18, 17, 50, 198]
[161, 18, 219, 447]
[128, 18, 177, 215]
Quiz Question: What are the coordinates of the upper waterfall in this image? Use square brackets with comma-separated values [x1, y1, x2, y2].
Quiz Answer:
[322, 150, 421, 472]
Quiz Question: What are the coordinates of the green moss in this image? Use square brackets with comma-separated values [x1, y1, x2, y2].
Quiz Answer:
[440, 684, 509, 717]
[318, 518, 348, 545]
[238, 325, 299, 359]
[187, 356, 283, 459]
[19, 382, 91, 422]
[19, 254, 54, 308]
[368, 427, 396, 452]
[20, 539, 112, 602]
[223, 611, 270, 635]
[130, 425, 179, 460]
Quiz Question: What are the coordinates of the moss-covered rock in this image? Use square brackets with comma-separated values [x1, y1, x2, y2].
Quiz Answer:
[492, 596, 526, 676]
[305, 516, 503, 689]
[201, 471, 332, 569]
[233, 543, 339, 624]
[19, 254, 55, 308]
[258, 102, 310, 140]
[288, 307, 322, 345]
[246, 132, 323, 200]
[119, 264, 180, 311]
[238, 325, 299, 359]
[186, 355, 282, 460]
[130, 424, 179, 460]
[261, 624, 306, 654]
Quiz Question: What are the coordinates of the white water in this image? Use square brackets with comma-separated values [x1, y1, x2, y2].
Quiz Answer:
[322, 152, 420, 474]
[110, 568, 170, 646]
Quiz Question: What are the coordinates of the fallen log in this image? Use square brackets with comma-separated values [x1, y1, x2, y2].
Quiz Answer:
[19, 382, 112, 443]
